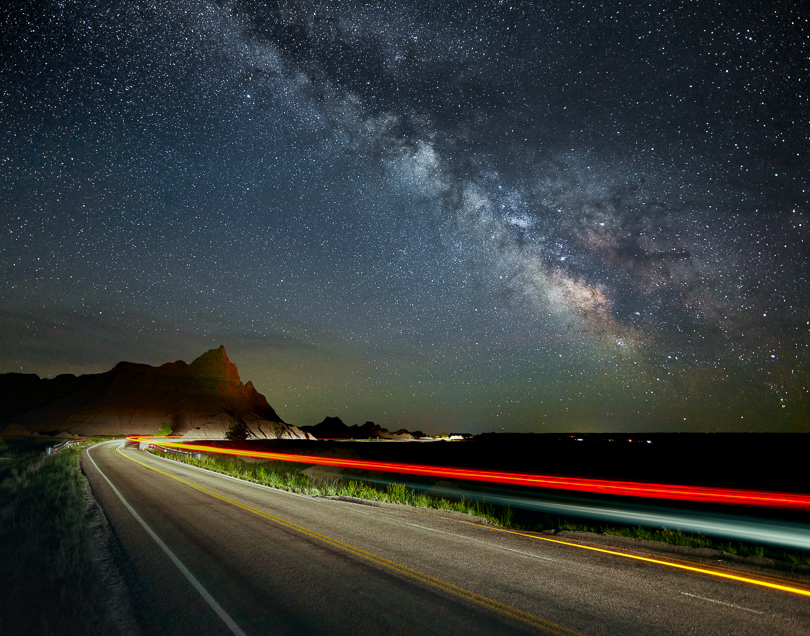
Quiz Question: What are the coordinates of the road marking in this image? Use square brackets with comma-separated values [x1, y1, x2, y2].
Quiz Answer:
[406, 522, 450, 534]
[337, 503, 372, 514]
[117, 445, 583, 636]
[143, 444, 810, 600]
[86, 443, 247, 636]
[147, 448, 315, 500]
[406, 522, 563, 563]
[680, 592, 764, 614]
[326, 500, 373, 514]
[435, 516, 810, 598]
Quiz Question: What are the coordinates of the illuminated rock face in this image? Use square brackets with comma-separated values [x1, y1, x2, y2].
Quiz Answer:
[0, 346, 313, 439]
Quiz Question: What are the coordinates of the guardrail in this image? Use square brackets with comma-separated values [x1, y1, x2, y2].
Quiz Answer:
[44, 439, 85, 455]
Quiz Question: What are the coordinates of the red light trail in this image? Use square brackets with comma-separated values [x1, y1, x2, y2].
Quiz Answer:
[126, 437, 810, 512]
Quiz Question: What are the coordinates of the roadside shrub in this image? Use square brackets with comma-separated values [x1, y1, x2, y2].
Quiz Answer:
[224, 418, 252, 441]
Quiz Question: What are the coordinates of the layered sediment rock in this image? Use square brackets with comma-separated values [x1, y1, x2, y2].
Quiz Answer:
[0, 346, 312, 440]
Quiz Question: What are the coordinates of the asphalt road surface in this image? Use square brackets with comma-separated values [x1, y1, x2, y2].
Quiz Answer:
[82, 441, 810, 635]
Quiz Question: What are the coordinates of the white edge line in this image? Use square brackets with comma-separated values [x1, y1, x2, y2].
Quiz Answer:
[150, 444, 571, 567]
[329, 502, 372, 514]
[407, 521, 563, 563]
[680, 592, 764, 615]
[150, 445, 568, 567]
[147, 445, 566, 566]
[86, 442, 248, 636]
[146, 443, 567, 566]
[145, 444, 315, 500]
[406, 522, 449, 534]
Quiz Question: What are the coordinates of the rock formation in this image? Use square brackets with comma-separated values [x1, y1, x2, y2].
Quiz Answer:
[0, 346, 313, 440]
[302, 416, 422, 440]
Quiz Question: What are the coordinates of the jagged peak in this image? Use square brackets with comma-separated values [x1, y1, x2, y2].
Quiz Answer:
[111, 361, 150, 373]
[190, 345, 241, 383]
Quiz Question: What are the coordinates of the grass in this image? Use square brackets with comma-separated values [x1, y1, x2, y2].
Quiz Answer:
[558, 520, 810, 566]
[151, 446, 810, 569]
[2, 436, 805, 636]
[0, 440, 121, 635]
[151, 448, 515, 526]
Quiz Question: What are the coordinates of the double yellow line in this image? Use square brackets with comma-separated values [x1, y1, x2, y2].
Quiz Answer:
[116, 445, 582, 635]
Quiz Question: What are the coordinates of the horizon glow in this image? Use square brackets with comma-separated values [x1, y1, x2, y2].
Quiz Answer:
[3, 2, 808, 433]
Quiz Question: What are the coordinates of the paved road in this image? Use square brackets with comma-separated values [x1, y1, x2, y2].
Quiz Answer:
[82, 441, 810, 635]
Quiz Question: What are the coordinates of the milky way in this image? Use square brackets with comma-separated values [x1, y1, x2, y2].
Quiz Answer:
[1, 1, 808, 432]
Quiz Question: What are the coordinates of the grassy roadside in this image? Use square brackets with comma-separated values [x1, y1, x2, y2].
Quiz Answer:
[151, 446, 810, 569]
[557, 521, 810, 566]
[0, 440, 121, 635]
[151, 447, 515, 526]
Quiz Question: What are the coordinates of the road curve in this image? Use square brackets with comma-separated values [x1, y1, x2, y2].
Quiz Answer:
[82, 441, 810, 635]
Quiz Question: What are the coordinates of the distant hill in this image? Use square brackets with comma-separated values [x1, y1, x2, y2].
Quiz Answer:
[0, 346, 312, 440]
[302, 416, 424, 440]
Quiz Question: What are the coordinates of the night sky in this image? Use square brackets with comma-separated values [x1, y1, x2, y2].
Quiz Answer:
[2, 1, 808, 433]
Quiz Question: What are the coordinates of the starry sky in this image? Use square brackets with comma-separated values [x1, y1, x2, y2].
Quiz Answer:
[1, 1, 808, 433]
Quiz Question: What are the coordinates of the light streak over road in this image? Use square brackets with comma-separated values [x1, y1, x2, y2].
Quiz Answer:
[125, 439, 810, 600]
[83, 441, 810, 634]
[115, 443, 583, 635]
[128, 437, 810, 512]
[361, 477, 810, 551]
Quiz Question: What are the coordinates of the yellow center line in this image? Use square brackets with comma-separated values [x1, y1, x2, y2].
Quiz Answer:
[426, 513, 810, 598]
[115, 445, 583, 636]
